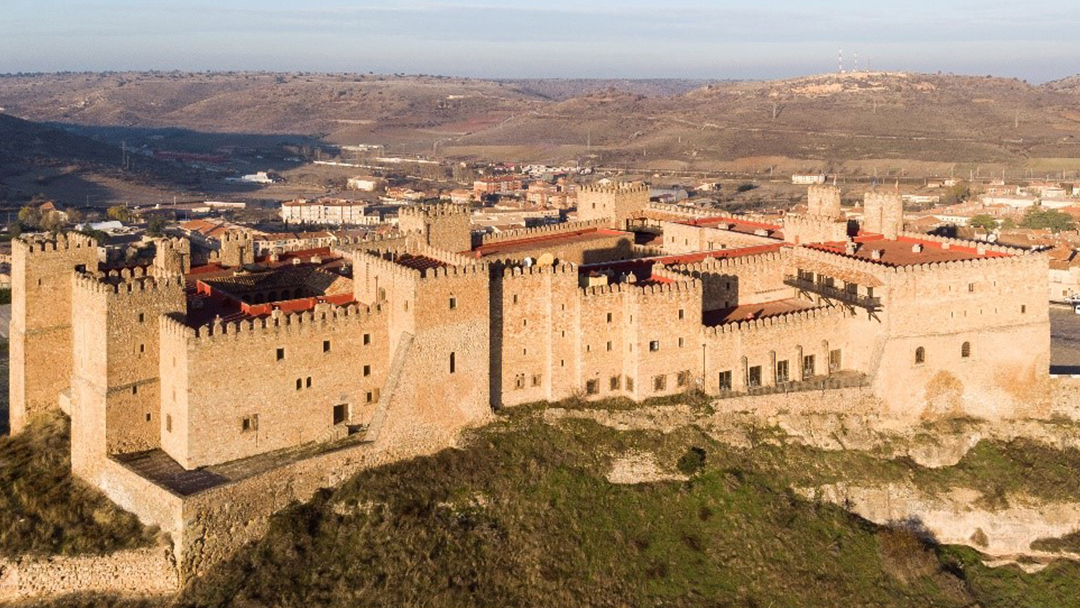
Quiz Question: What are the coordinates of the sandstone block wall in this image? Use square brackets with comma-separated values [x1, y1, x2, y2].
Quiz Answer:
[577, 183, 649, 229]
[9, 233, 100, 431]
[0, 546, 178, 603]
[669, 250, 793, 311]
[661, 221, 779, 255]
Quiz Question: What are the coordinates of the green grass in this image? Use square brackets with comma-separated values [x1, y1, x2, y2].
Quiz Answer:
[165, 406, 1080, 608]
[0, 412, 159, 557]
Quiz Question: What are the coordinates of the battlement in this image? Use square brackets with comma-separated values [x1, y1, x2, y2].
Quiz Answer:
[703, 304, 845, 337]
[896, 231, 1024, 256]
[72, 268, 186, 297]
[794, 241, 1041, 278]
[176, 300, 382, 342]
[219, 230, 253, 244]
[578, 182, 649, 195]
[497, 260, 578, 279]
[667, 249, 789, 276]
[397, 203, 470, 219]
[15, 232, 99, 256]
[479, 219, 613, 245]
[580, 274, 700, 298]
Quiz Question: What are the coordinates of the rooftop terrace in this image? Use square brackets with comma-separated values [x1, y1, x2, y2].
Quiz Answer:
[469, 227, 631, 258]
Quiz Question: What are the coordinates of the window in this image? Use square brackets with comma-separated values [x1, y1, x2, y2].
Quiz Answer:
[138, 312, 145, 323]
[306, 376, 312, 388]
[829, 349, 842, 372]
[649, 340, 660, 352]
[606, 312, 613, 323]
[323, 340, 331, 353]
[1021, 305, 1027, 314]
[523, 348, 528, 355]
[802, 355, 815, 379]
[145, 413, 152, 423]
[513, 294, 518, 304]
[678, 309, 685, 320]
[532, 374, 541, 387]
[449, 352, 456, 374]
[776, 360, 789, 384]
[366, 391, 374, 403]
[610, 376, 621, 391]
[677, 371, 692, 387]
[606, 341, 612, 352]
[333, 404, 348, 425]
[653, 375, 667, 392]
[166, 415, 172, 433]
[363, 365, 371, 377]
[296, 378, 302, 390]
[748, 366, 762, 388]
[449, 297, 457, 310]
[139, 343, 145, 354]
[915, 347, 926, 365]
[678, 337, 684, 348]
[560, 359, 565, 367]
[718, 371, 733, 391]
[586, 379, 599, 395]
[626, 377, 634, 392]
[242, 417, 252, 432]
[132, 385, 138, 395]
[961, 342, 971, 358]
[968, 283, 975, 293]
[404, 300, 409, 311]
[523, 319, 527, 327]
[515, 374, 526, 390]
[276, 347, 285, 361]
[363, 333, 371, 345]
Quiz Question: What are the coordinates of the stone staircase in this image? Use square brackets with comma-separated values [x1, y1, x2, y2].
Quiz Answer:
[365, 332, 414, 443]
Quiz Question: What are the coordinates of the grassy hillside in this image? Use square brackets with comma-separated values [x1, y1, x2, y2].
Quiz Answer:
[158, 404, 1080, 608]
[0, 412, 158, 557]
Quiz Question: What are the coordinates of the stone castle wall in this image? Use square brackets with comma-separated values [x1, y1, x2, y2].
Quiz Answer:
[661, 221, 779, 254]
[669, 250, 793, 310]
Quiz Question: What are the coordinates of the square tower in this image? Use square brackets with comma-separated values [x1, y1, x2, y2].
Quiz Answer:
[577, 182, 649, 230]
[398, 203, 472, 253]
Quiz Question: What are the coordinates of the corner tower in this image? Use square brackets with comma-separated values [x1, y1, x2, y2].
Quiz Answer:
[577, 182, 649, 230]
[398, 203, 472, 253]
[9, 232, 100, 432]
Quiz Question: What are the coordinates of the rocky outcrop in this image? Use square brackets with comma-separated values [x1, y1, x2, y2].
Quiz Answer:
[0, 545, 177, 603]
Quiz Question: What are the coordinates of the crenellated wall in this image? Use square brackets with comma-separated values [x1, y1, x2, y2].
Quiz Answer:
[667, 250, 793, 310]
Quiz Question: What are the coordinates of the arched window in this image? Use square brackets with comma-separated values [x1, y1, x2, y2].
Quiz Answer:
[961, 342, 971, 358]
[915, 347, 926, 364]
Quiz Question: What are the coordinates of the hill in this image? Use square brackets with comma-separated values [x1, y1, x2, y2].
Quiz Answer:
[3, 71, 1080, 177]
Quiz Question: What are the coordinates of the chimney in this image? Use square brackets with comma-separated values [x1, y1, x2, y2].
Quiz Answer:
[912, 243, 923, 253]
[976, 245, 987, 255]
[845, 240, 857, 255]
[941, 242, 951, 250]
[871, 249, 883, 261]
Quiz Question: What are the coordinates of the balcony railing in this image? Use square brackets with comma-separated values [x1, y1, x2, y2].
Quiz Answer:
[717, 372, 870, 400]
[784, 275, 881, 311]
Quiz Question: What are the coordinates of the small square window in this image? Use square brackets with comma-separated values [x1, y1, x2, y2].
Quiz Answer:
[138, 312, 145, 323]
[649, 340, 660, 352]
[586, 379, 599, 395]
[132, 385, 138, 395]
[366, 391, 374, 403]
[449, 297, 457, 310]
[323, 340, 331, 353]
[610, 376, 621, 391]
[532, 374, 541, 387]
[363, 365, 371, 377]
[276, 347, 285, 361]
[678, 309, 684, 320]
[363, 333, 371, 345]
[242, 417, 252, 432]
[606, 312, 612, 323]
[653, 375, 667, 392]
[718, 371, 732, 391]
[145, 412, 152, 423]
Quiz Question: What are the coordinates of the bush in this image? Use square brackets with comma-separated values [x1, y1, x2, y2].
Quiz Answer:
[676, 446, 707, 475]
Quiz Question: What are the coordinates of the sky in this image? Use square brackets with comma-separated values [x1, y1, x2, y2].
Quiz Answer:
[1, 0, 1078, 82]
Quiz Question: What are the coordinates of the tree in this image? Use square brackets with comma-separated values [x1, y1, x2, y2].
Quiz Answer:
[106, 205, 134, 223]
[17, 205, 42, 228]
[147, 218, 167, 237]
[943, 183, 971, 206]
[968, 214, 998, 231]
[40, 211, 66, 233]
[1001, 217, 1018, 230]
[1020, 207, 1076, 232]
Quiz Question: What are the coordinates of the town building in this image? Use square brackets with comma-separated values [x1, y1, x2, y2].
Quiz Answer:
[280, 198, 382, 226]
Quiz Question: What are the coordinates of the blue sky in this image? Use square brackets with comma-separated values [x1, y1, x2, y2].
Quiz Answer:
[2, 1, 1078, 81]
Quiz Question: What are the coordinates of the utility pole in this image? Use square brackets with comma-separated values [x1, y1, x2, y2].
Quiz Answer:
[772, 102, 778, 120]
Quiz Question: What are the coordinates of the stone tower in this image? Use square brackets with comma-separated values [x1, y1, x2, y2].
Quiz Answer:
[577, 182, 649, 230]
[215, 230, 254, 267]
[9, 232, 100, 432]
[152, 236, 192, 276]
[807, 185, 842, 220]
[69, 269, 185, 480]
[863, 192, 903, 239]
[398, 203, 472, 253]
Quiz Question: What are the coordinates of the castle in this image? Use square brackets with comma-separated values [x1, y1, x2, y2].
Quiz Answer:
[8, 183, 1052, 578]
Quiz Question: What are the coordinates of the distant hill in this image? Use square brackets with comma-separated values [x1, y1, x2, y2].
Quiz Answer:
[2, 71, 1080, 175]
